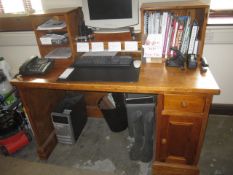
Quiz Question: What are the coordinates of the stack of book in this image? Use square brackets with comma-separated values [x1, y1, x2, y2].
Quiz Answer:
[143, 11, 199, 60]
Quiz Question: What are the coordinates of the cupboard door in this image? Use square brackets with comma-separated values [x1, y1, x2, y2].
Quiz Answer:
[158, 115, 202, 165]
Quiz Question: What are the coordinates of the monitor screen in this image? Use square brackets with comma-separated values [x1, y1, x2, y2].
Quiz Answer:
[88, 0, 132, 20]
[82, 0, 138, 29]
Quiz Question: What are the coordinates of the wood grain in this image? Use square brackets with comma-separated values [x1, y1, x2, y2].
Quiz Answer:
[11, 62, 220, 95]
[152, 161, 199, 175]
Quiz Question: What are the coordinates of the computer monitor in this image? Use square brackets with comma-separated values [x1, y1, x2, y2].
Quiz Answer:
[82, 0, 139, 29]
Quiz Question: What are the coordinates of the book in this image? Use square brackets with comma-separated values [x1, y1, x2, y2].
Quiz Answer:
[154, 12, 161, 34]
[180, 16, 191, 54]
[193, 40, 199, 55]
[37, 19, 66, 30]
[148, 12, 153, 34]
[165, 15, 174, 58]
[144, 11, 149, 34]
[143, 34, 163, 58]
[160, 12, 169, 57]
[174, 17, 186, 50]
[162, 14, 172, 58]
[170, 16, 178, 57]
[188, 20, 199, 54]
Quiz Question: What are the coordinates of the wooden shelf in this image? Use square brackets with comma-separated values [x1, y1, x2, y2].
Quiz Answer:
[141, 1, 209, 63]
[31, 7, 82, 62]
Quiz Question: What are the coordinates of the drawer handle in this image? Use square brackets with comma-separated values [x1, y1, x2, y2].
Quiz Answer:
[181, 101, 188, 108]
[161, 138, 167, 144]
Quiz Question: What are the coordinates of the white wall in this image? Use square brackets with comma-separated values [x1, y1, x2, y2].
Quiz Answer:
[1, 0, 232, 104]
[204, 26, 233, 104]
[0, 31, 39, 75]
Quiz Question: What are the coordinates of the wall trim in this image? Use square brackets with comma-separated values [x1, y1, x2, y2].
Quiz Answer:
[210, 103, 233, 115]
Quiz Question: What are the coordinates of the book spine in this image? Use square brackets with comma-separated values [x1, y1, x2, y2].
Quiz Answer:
[148, 12, 152, 34]
[193, 40, 199, 55]
[160, 12, 168, 57]
[170, 17, 178, 57]
[154, 12, 161, 34]
[165, 16, 174, 58]
[162, 14, 172, 57]
[188, 22, 199, 54]
[182, 25, 191, 54]
[144, 11, 149, 34]
[180, 16, 191, 54]
[174, 17, 185, 50]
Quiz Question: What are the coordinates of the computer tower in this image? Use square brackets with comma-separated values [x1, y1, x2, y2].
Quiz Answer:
[51, 94, 87, 144]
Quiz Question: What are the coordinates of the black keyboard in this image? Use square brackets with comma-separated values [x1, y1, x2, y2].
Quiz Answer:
[74, 56, 133, 68]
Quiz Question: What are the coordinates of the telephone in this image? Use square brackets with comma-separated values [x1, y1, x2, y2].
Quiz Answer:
[19, 56, 54, 76]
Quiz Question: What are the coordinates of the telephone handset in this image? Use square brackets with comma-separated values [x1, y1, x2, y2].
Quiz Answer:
[19, 56, 54, 76]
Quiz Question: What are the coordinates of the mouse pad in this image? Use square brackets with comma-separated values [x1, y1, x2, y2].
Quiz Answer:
[60, 66, 140, 82]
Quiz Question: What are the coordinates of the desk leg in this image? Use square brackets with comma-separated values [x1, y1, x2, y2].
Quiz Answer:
[18, 88, 66, 159]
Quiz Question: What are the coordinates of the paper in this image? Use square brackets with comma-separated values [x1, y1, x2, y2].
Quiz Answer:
[124, 41, 138, 51]
[108, 42, 121, 51]
[40, 37, 52, 45]
[40, 34, 67, 45]
[45, 47, 71, 59]
[59, 68, 74, 79]
[77, 42, 89, 52]
[91, 42, 104, 52]
[37, 19, 66, 30]
[146, 58, 152, 63]
[143, 34, 163, 58]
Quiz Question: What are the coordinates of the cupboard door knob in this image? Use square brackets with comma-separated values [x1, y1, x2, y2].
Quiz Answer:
[161, 138, 167, 144]
[181, 101, 188, 108]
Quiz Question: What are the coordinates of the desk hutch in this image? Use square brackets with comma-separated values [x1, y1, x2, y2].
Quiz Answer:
[11, 1, 220, 175]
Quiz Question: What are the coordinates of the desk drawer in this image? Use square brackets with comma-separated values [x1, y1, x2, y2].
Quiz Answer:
[164, 94, 205, 114]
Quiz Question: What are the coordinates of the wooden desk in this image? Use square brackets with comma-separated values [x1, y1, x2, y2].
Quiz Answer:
[11, 62, 220, 175]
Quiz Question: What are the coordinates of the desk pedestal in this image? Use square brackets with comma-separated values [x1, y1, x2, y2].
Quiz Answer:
[18, 88, 65, 159]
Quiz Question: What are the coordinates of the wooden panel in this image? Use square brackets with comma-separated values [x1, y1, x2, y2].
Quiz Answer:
[140, 1, 209, 62]
[18, 88, 66, 159]
[93, 32, 132, 41]
[158, 115, 202, 165]
[82, 92, 106, 106]
[163, 94, 205, 114]
[167, 121, 193, 160]
[11, 63, 220, 96]
[31, 7, 81, 61]
[0, 16, 33, 32]
[152, 161, 199, 175]
[82, 92, 106, 118]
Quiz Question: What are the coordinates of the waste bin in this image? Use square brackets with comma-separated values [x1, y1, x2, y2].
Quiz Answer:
[98, 93, 128, 132]
[51, 93, 87, 144]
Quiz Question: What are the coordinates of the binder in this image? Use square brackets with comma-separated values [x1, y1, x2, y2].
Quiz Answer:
[180, 16, 191, 54]
[188, 20, 199, 54]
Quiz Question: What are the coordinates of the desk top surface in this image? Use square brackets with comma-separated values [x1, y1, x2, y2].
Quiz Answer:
[11, 62, 220, 95]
